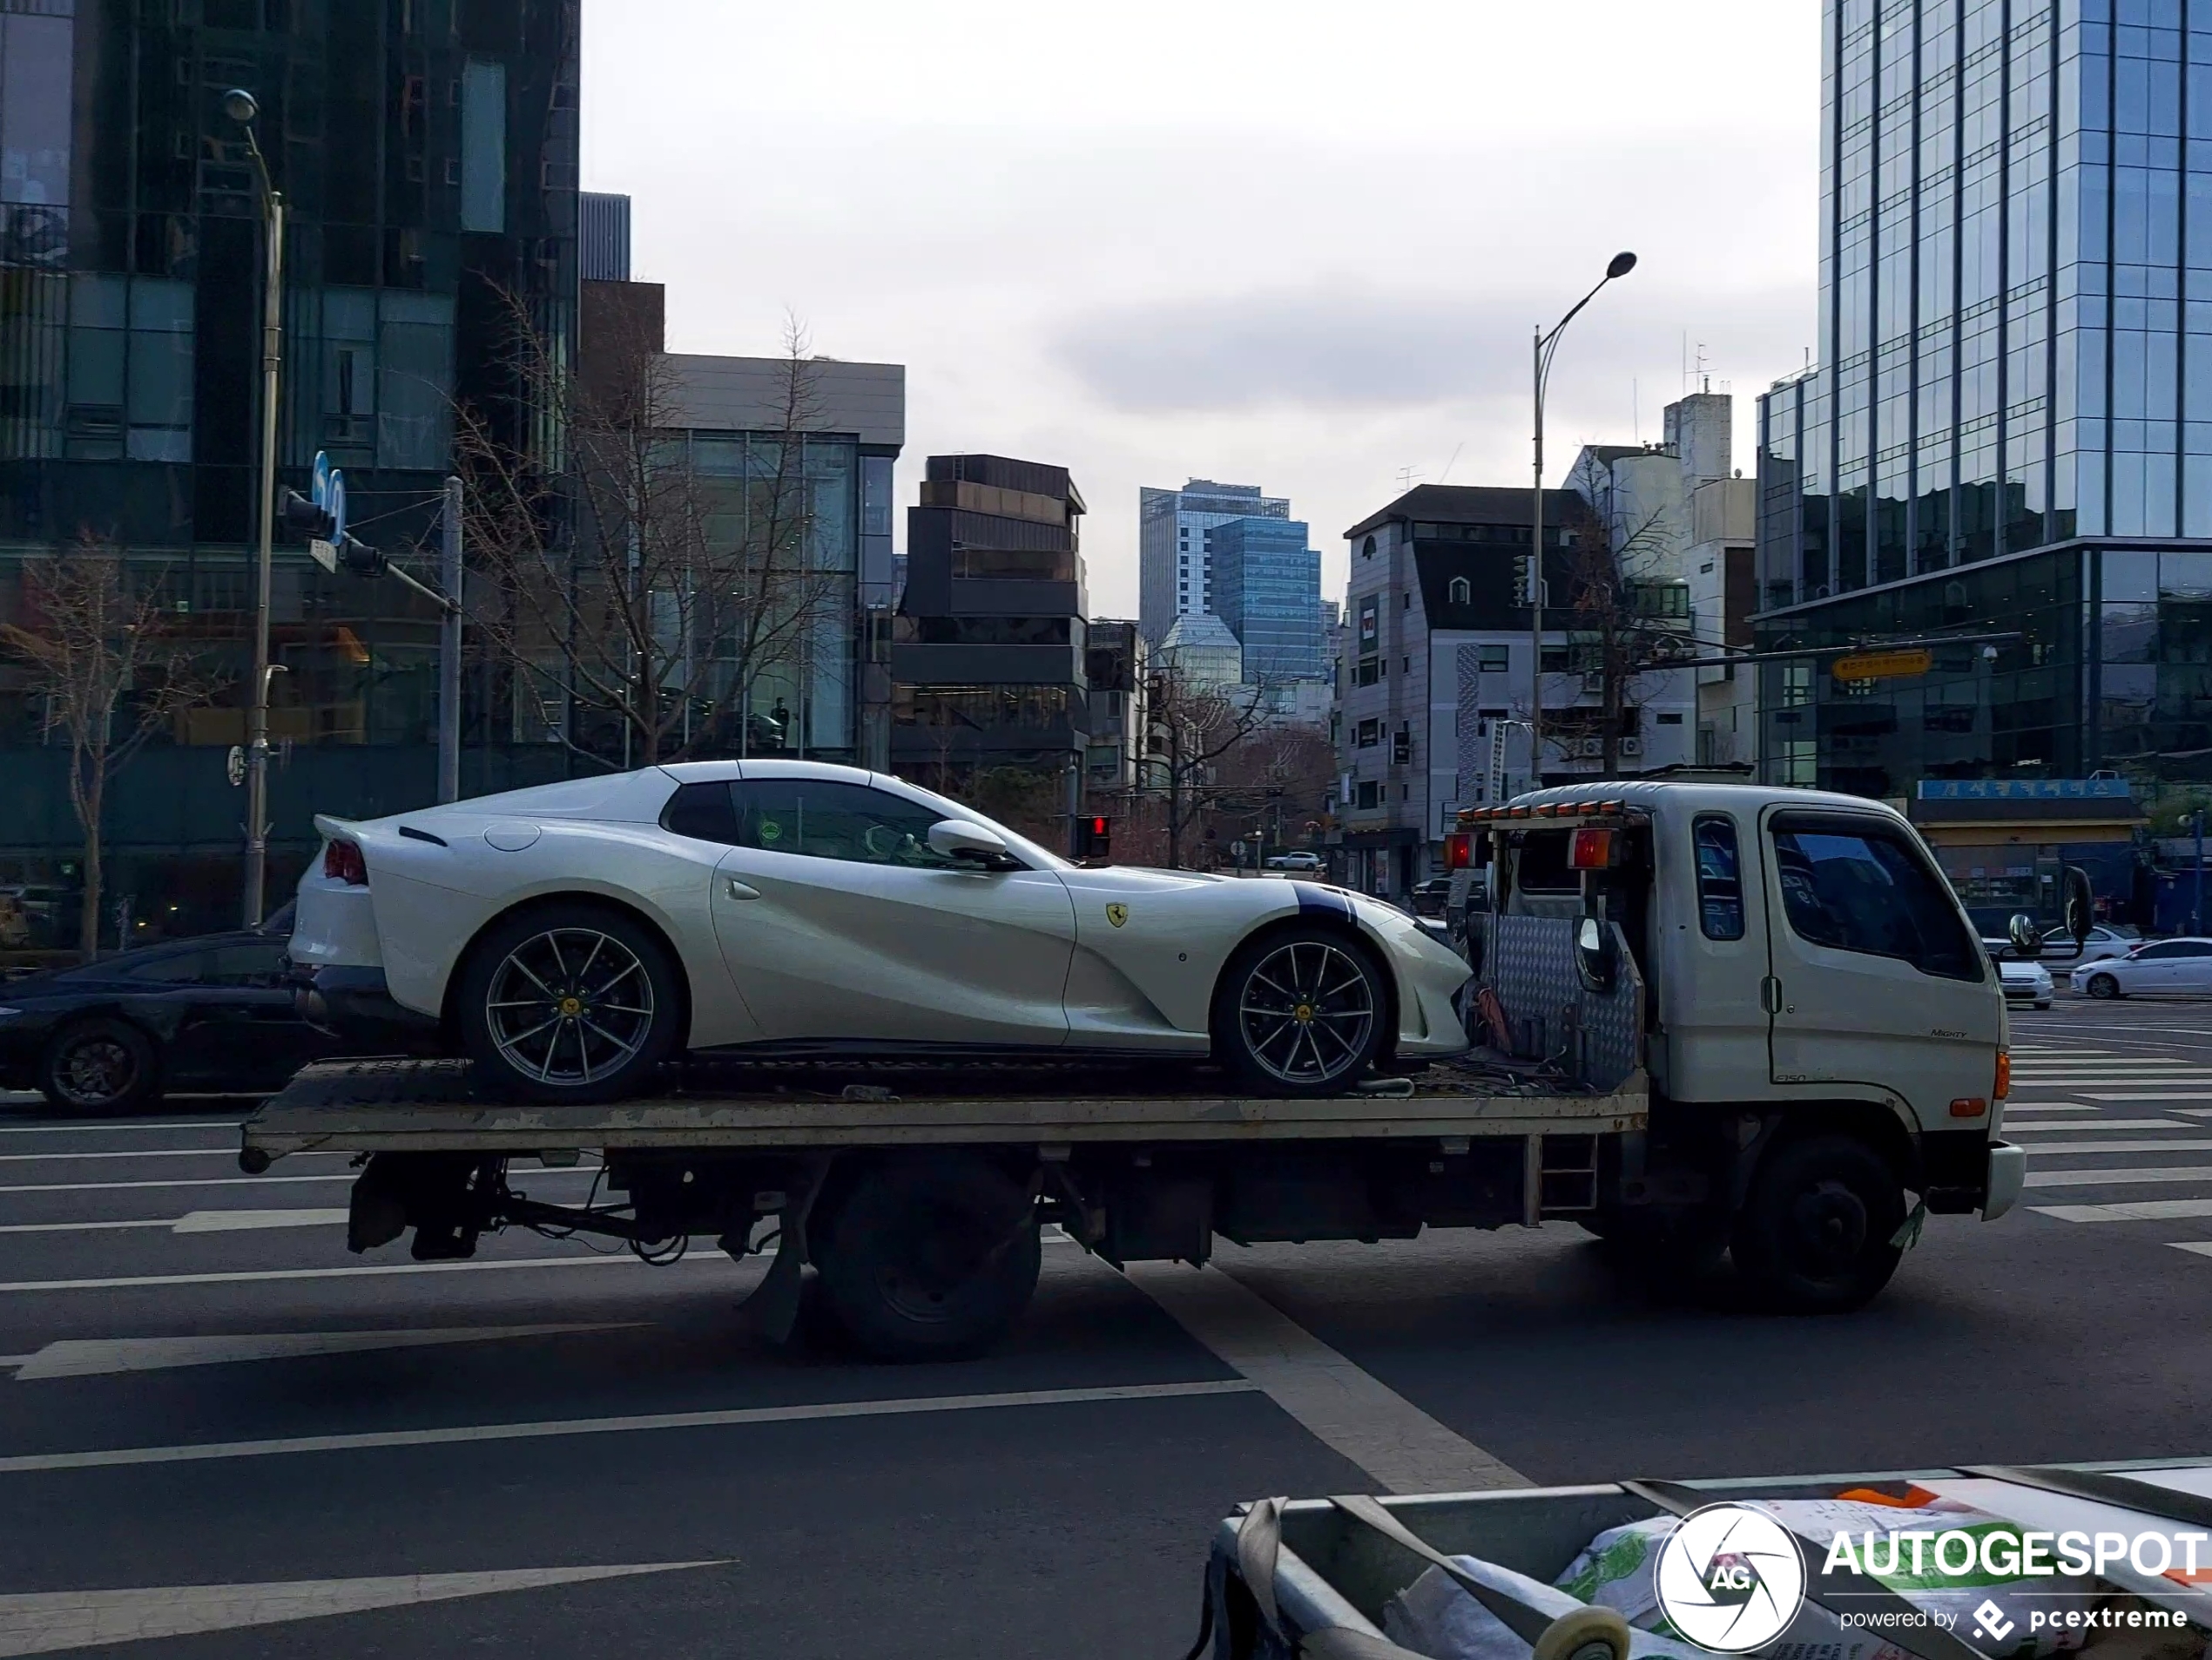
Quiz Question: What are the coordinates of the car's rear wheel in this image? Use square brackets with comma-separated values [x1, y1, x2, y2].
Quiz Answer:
[455, 902, 682, 1103]
[2087, 972, 2121, 1000]
[38, 1018, 160, 1115]
[1211, 926, 1386, 1097]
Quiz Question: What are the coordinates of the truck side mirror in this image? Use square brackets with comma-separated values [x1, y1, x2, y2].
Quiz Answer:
[1575, 915, 1616, 992]
[2006, 913, 2042, 960]
[2063, 867, 2094, 948]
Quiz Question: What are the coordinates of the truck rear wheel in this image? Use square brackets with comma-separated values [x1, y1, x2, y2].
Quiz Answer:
[1732, 1133, 1905, 1313]
[814, 1157, 1041, 1361]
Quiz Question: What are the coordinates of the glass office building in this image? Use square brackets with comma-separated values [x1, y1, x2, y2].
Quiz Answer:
[0, 3, 579, 942]
[1757, 0, 2212, 794]
[1210, 516, 1325, 685]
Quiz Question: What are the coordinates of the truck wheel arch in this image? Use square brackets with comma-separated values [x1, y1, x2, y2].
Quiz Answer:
[1730, 1101, 1917, 1206]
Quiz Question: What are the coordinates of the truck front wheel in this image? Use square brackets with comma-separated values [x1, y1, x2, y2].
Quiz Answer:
[1732, 1134, 1905, 1313]
[814, 1157, 1042, 1361]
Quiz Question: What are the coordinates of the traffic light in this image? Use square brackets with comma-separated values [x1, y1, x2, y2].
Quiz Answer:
[333, 535, 388, 578]
[278, 489, 337, 542]
[1074, 815, 1111, 859]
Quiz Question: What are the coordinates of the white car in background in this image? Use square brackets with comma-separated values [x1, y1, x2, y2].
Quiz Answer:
[2064, 923, 2141, 964]
[1995, 958, 2054, 1009]
[287, 761, 1474, 1102]
[1264, 851, 1323, 872]
[2073, 938, 2212, 1000]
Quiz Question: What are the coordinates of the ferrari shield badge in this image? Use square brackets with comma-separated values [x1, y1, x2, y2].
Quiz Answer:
[1104, 903, 1129, 928]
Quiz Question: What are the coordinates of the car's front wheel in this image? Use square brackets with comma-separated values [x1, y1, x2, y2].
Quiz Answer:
[1211, 926, 1386, 1097]
[2087, 972, 2121, 1000]
[39, 1017, 160, 1115]
[455, 902, 683, 1103]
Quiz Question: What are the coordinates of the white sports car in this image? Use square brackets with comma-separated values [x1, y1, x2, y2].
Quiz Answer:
[288, 760, 1472, 1101]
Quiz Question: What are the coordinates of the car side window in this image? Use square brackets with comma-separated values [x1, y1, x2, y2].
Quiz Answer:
[662, 780, 742, 844]
[726, 780, 967, 870]
[1692, 815, 1745, 941]
[204, 941, 289, 987]
[2138, 942, 2185, 960]
[1768, 813, 1981, 982]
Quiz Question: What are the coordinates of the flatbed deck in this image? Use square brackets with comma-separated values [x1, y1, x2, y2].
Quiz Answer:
[239, 1058, 1649, 1159]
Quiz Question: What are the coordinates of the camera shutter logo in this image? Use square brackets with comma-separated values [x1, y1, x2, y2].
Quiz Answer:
[1654, 1503, 1806, 1653]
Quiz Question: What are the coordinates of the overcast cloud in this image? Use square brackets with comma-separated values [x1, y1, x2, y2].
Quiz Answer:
[581, 2, 1820, 613]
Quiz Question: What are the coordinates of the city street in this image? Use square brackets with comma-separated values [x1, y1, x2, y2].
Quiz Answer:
[1, 1004, 2209, 1658]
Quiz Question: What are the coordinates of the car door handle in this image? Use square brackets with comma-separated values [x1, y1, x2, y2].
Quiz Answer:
[1760, 975, 1784, 1014]
[725, 878, 761, 901]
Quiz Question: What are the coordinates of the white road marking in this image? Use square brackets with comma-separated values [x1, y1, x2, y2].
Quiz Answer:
[0, 1220, 167, 1237]
[2022, 1139, 2212, 1155]
[0, 1122, 239, 1136]
[171, 1208, 348, 1233]
[2000, 1103, 2121, 1112]
[2033, 1199, 2212, 1223]
[0, 1170, 599, 1197]
[2027, 1165, 2212, 1188]
[0, 1149, 349, 1165]
[1122, 1260, 1526, 1494]
[0, 1253, 725, 1294]
[2169, 1242, 2212, 1261]
[8, 1324, 643, 1380]
[1995, 1119, 2191, 1132]
[0, 1562, 720, 1657]
[0, 1379, 1260, 1474]
[2072, 1093, 2212, 1102]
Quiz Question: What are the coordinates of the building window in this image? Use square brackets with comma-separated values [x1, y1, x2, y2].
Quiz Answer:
[1354, 660, 1380, 686]
[459, 59, 507, 233]
[1362, 536, 1377, 559]
[1356, 719, 1380, 747]
[1478, 644, 1508, 673]
[1356, 780, 1380, 809]
[1656, 712, 1684, 725]
[1392, 727, 1412, 766]
[1448, 577, 1472, 604]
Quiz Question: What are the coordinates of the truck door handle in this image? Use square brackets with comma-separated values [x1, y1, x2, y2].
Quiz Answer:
[725, 878, 760, 901]
[1760, 975, 1783, 1014]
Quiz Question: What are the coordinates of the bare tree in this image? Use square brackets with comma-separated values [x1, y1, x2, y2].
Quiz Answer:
[1143, 658, 1277, 869]
[457, 294, 843, 766]
[1548, 496, 1694, 775]
[1, 543, 218, 957]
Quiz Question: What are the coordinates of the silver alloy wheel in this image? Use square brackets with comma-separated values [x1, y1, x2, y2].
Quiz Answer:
[483, 927, 655, 1089]
[58, 1037, 133, 1106]
[1237, 939, 1376, 1085]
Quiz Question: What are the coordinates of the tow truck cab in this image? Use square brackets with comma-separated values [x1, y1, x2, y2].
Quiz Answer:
[1446, 781, 2022, 1272]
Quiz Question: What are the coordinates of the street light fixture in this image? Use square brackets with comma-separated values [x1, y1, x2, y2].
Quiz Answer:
[228, 89, 286, 928]
[1529, 251, 1636, 787]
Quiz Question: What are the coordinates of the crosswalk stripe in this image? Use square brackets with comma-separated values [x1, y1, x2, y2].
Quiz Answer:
[2033, 1199, 2212, 1222]
[1998, 1119, 2191, 1132]
[2068, 1091, 2212, 1101]
[2027, 1165, 2212, 1188]
[2000, 1103, 2113, 1112]
[2022, 1139, 2212, 1155]
[2168, 1243, 2212, 1260]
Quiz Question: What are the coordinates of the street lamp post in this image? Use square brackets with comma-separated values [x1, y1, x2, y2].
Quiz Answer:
[229, 88, 285, 928]
[1530, 250, 1637, 789]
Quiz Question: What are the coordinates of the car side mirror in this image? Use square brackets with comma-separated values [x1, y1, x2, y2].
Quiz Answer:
[927, 819, 1017, 869]
[1575, 914, 1616, 992]
[2007, 913, 2042, 960]
[2063, 867, 2094, 948]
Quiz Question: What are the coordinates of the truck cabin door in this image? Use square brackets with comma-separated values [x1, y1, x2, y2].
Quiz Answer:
[1757, 807, 2000, 1127]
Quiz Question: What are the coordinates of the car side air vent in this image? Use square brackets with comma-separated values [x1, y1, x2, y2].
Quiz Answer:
[398, 826, 448, 847]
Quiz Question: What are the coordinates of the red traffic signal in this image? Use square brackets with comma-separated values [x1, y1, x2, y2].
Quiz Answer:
[1074, 815, 1112, 859]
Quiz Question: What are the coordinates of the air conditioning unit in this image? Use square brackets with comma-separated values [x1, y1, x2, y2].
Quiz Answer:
[1620, 737, 1645, 759]
[1578, 738, 1603, 759]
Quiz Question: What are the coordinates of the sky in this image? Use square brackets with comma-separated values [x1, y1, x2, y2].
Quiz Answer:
[578, 2, 1822, 618]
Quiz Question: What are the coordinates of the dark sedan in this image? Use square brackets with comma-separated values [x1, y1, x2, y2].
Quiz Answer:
[0, 921, 345, 1113]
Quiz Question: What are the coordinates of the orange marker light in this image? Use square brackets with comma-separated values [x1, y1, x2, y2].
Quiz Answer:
[1950, 1097, 1988, 1118]
[1993, 1051, 2011, 1101]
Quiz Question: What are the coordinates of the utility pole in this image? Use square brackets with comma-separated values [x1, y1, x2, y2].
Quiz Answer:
[438, 475, 463, 804]
[231, 89, 283, 928]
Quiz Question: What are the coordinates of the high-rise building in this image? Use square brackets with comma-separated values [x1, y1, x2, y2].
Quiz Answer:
[0, 3, 580, 942]
[579, 192, 632, 281]
[892, 455, 1089, 807]
[1755, 0, 2212, 804]
[1137, 478, 1288, 643]
[1210, 516, 1325, 685]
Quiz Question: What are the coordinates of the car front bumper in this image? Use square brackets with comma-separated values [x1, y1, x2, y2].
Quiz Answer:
[294, 965, 444, 1056]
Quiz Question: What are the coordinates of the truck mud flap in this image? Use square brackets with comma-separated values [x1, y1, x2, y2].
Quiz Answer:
[732, 1154, 832, 1345]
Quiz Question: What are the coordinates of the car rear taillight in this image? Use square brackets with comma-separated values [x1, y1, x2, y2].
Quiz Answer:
[323, 839, 368, 886]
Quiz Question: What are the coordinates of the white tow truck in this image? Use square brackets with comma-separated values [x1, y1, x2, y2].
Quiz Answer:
[241, 780, 2028, 1360]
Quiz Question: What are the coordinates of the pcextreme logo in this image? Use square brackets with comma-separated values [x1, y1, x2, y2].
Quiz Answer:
[1655, 1504, 1807, 1653]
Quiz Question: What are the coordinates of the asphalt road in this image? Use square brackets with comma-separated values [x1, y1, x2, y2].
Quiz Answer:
[3, 1001, 2210, 1658]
